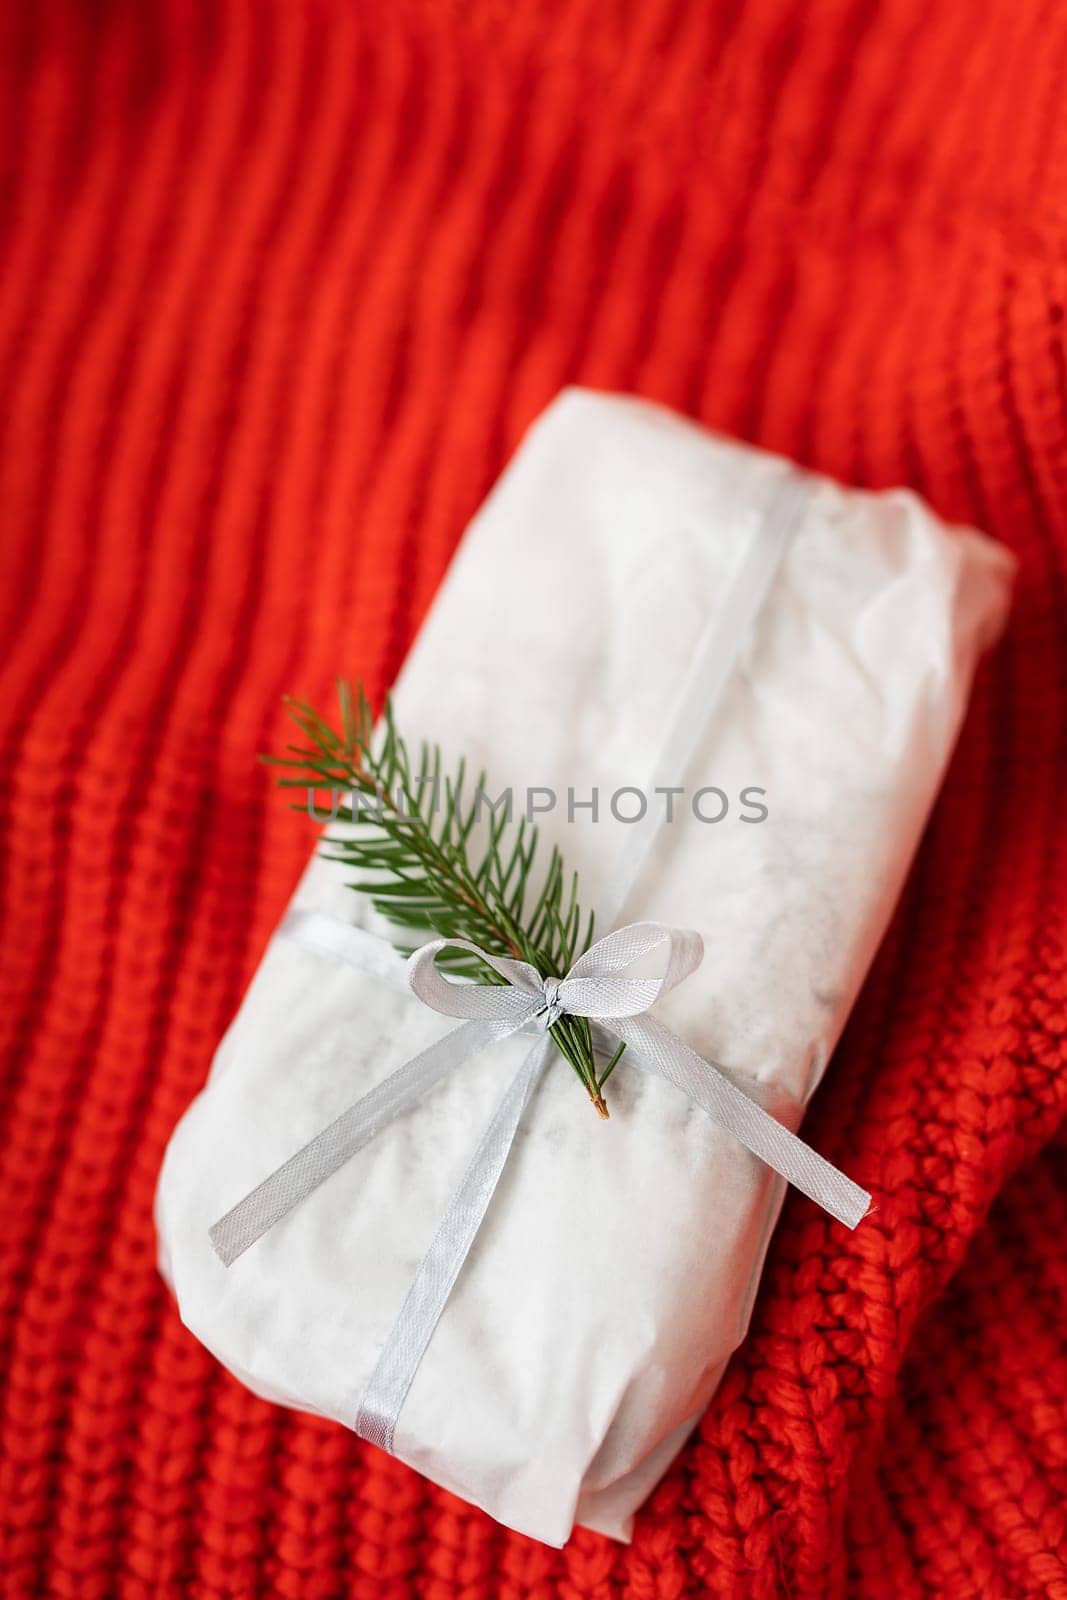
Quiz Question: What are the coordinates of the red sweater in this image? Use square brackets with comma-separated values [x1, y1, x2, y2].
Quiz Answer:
[1, 3, 1064, 1596]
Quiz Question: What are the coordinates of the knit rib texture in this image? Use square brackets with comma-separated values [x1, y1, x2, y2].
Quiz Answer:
[1, 2, 1065, 1596]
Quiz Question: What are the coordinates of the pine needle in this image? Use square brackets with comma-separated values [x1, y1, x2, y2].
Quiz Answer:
[267, 680, 618, 1114]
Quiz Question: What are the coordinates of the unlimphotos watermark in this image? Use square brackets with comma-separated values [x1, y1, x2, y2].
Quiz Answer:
[305, 782, 769, 826]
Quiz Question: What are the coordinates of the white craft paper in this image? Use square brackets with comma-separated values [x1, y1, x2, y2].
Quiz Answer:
[156, 389, 1015, 1547]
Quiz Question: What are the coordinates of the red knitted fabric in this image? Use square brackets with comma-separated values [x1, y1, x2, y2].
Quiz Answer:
[2, 2, 1065, 1595]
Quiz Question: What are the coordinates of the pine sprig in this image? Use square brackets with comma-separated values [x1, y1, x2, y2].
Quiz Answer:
[265, 680, 624, 1115]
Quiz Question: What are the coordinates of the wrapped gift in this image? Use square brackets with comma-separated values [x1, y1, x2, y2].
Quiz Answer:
[155, 389, 1015, 1547]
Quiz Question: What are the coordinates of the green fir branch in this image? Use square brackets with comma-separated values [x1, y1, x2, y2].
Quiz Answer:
[264, 680, 619, 1115]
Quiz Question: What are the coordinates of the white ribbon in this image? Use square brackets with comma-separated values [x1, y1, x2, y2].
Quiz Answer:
[208, 467, 872, 1454]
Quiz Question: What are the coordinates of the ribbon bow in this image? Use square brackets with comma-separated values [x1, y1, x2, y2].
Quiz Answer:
[408, 920, 703, 1030]
[209, 909, 870, 1453]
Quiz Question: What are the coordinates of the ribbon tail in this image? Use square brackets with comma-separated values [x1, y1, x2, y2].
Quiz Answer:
[355, 1034, 554, 1454]
[612, 1014, 871, 1230]
[209, 1015, 525, 1266]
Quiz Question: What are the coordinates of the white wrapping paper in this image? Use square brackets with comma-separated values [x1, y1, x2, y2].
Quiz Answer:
[156, 389, 1015, 1546]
